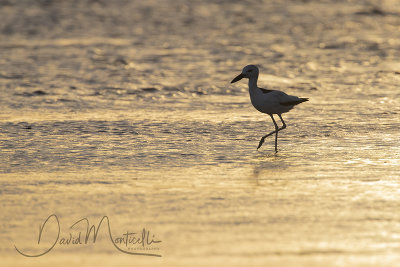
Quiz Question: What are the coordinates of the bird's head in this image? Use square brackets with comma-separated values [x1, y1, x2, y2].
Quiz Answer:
[231, 65, 259, 83]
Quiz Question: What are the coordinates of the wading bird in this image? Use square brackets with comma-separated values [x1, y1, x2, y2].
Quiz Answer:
[231, 65, 308, 152]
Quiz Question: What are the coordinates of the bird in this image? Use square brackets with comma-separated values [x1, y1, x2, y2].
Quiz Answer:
[231, 65, 308, 152]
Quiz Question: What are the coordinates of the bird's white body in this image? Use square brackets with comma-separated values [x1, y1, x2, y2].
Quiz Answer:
[248, 83, 298, 115]
[231, 64, 308, 151]
[246, 69, 306, 115]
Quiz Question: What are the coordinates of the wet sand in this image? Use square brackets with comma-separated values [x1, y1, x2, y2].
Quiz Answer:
[1, 0, 400, 266]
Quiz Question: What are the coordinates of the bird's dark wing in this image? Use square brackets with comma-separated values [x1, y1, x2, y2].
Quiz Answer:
[258, 88, 275, 94]
[280, 98, 309, 106]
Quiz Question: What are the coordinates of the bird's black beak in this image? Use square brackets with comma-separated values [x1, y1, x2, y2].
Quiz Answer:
[231, 73, 244, 83]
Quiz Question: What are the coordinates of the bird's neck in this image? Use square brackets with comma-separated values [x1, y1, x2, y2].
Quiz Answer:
[248, 76, 258, 90]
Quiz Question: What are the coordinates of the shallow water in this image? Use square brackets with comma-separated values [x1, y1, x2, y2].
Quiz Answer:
[1, 0, 400, 266]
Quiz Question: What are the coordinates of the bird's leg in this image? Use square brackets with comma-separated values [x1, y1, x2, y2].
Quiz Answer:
[272, 115, 279, 153]
[275, 114, 287, 152]
[278, 114, 287, 130]
[257, 114, 279, 150]
[257, 114, 287, 152]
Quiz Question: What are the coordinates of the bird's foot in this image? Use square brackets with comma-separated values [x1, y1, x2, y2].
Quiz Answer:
[257, 137, 265, 149]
